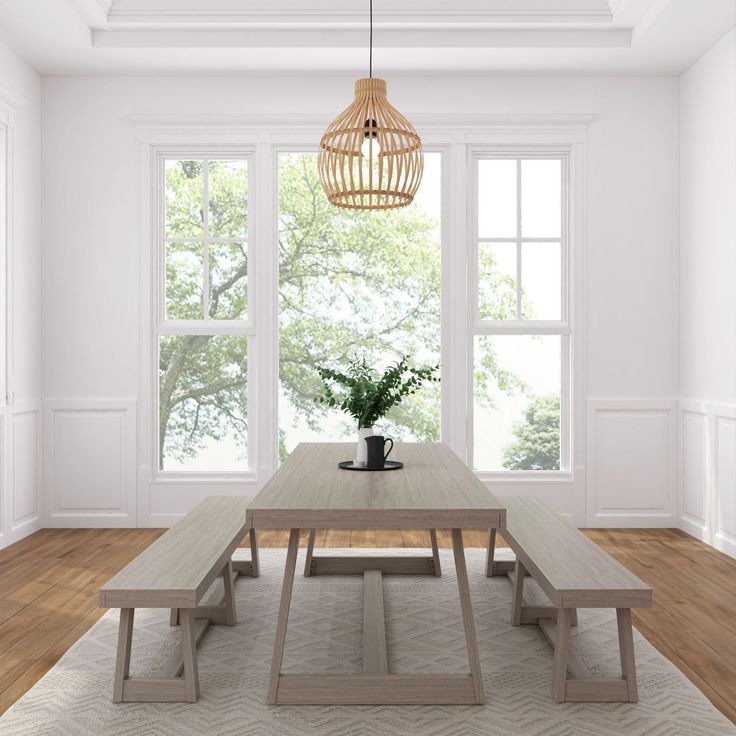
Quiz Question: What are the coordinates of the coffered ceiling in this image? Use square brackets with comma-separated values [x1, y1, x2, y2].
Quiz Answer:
[0, 0, 732, 75]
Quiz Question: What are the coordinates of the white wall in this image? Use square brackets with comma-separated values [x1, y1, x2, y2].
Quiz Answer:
[41, 74, 680, 528]
[679, 28, 736, 558]
[0, 41, 43, 550]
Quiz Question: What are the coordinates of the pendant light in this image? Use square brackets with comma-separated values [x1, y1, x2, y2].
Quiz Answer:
[318, 0, 424, 210]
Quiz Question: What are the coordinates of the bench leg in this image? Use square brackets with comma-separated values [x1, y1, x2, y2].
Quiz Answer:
[617, 608, 638, 702]
[511, 559, 526, 626]
[304, 528, 316, 576]
[169, 608, 180, 626]
[429, 529, 442, 576]
[113, 608, 134, 703]
[222, 559, 237, 626]
[551, 607, 572, 702]
[180, 608, 200, 703]
[485, 529, 496, 577]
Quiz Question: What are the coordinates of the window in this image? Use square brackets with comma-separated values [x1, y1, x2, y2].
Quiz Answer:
[157, 157, 251, 472]
[472, 156, 569, 472]
[145, 126, 583, 482]
[277, 151, 442, 459]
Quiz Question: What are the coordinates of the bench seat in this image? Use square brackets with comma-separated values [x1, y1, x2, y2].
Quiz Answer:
[99, 496, 257, 703]
[486, 496, 652, 703]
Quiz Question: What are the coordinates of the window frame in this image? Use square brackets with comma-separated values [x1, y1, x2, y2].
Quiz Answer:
[153, 147, 256, 479]
[273, 144, 450, 458]
[468, 147, 575, 480]
[136, 118, 588, 497]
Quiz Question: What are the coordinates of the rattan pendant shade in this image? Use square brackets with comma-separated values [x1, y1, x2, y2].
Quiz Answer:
[318, 79, 424, 210]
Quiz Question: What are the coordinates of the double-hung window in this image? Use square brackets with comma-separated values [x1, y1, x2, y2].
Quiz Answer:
[472, 154, 570, 473]
[157, 155, 252, 472]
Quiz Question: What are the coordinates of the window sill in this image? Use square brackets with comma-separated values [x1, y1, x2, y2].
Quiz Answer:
[475, 470, 573, 484]
[151, 471, 259, 485]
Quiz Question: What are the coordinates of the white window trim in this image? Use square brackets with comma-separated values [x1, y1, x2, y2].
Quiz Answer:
[469, 148, 571, 479]
[134, 115, 590, 491]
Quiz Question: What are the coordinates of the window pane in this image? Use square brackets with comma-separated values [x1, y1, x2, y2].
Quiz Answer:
[165, 242, 203, 320]
[165, 160, 204, 238]
[159, 335, 247, 471]
[208, 160, 248, 239]
[521, 242, 561, 320]
[209, 242, 247, 320]
[478, 242, 517, 320]
[278, 152, 442, 459]
[521, 159, 561, 238]
[478, 159, 517, 238]
[474, 335, 561, 471]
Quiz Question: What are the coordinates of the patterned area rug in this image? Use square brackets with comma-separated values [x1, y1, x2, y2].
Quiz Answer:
[2, 548, 734, 736]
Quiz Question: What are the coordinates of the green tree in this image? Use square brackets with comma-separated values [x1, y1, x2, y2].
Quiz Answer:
[502, 394, 560, 470]
[159, 154, 528, 467]
[159, 160, 249, 468]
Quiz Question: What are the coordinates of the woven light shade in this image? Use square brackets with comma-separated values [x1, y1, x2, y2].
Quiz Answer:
[318, 77, 424, 210]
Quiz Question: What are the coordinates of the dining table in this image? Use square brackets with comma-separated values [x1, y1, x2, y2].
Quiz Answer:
[245, 441, 507, 705]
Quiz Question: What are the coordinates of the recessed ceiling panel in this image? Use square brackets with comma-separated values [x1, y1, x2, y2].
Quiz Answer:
[106, 0, 614, 26]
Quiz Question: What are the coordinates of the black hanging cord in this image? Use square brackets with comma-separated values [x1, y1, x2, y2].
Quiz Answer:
[369, 0, 373, 78]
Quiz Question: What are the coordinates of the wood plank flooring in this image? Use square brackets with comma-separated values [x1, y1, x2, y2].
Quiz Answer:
[0, 527, 734, 724]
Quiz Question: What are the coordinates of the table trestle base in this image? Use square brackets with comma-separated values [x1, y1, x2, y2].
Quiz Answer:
[273, 675, 479, 705]
[268, 527, 485, 705]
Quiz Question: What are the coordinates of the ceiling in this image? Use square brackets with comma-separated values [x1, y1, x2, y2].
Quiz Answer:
[0, 0, 733, 75]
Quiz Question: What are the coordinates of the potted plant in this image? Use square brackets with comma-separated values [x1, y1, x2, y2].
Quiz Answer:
[316, 355, 440, 465]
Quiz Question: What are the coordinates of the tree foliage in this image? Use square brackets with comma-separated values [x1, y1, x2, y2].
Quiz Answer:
[159, 153, 553, 469]
[502, 394, 560, 470]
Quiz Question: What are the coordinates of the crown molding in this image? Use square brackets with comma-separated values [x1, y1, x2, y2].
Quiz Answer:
[0, 81, 27, 113]
[127, 111, 596, 133]
[93, 27, 630, 49]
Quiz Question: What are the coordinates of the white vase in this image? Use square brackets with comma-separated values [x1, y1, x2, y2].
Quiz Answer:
[355, 427, 374, 467]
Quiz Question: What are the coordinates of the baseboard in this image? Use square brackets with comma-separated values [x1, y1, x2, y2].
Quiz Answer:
[0, 515, 42, 551]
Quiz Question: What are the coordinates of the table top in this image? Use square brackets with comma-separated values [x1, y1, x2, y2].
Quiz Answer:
[247, 442, 506, 530]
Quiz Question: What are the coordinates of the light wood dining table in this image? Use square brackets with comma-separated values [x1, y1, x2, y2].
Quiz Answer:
[246, 441, 506, 705]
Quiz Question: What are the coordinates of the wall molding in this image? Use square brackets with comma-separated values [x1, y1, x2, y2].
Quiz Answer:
[0, 402, 42, 550]
[679, 399, 736, 559]
[0, 81, 27, 115]
[586, 399, 678, 527]
[44, 399, 137, 527]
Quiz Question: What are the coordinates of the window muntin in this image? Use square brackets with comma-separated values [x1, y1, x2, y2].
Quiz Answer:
[163, 159, 248, 323]
[157, 156, 251, 472]
[473, 154, 568, 472]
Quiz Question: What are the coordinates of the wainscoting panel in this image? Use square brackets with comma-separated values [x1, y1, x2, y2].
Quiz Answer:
[681, 409, 708, 532]
[587, 399, 677, 526]
[678, 400, 736, 559]
[714, 415, 736, 553]
[0, 403, 43, 550]
[11, 409, 39, 526]
[45, 400, 136, 527]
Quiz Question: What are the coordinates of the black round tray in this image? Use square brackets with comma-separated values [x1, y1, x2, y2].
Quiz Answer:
[338, 460, 404, 471]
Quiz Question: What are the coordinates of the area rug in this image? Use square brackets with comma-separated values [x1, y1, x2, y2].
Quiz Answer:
[1, 548, 734, 736]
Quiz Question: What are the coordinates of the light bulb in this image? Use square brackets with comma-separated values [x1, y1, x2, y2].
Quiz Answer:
[361, 136, 381, 158]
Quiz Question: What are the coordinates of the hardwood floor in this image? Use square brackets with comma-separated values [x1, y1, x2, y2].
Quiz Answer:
[0, 528, 734, 723]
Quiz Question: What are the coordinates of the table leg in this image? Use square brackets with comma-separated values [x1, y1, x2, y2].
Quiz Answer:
[304, 528, 316, 576]
[429, 529, 442, 576]
[267, 527, 300, 705]
[249, 529, 260, 578]
[451, 528, 485, 704]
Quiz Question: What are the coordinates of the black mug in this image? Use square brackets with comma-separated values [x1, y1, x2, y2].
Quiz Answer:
[365, 435, 394, 469]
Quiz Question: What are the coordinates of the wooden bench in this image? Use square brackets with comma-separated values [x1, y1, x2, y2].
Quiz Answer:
[99, 496, 257, 703]
[486, 496, 652, 703]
